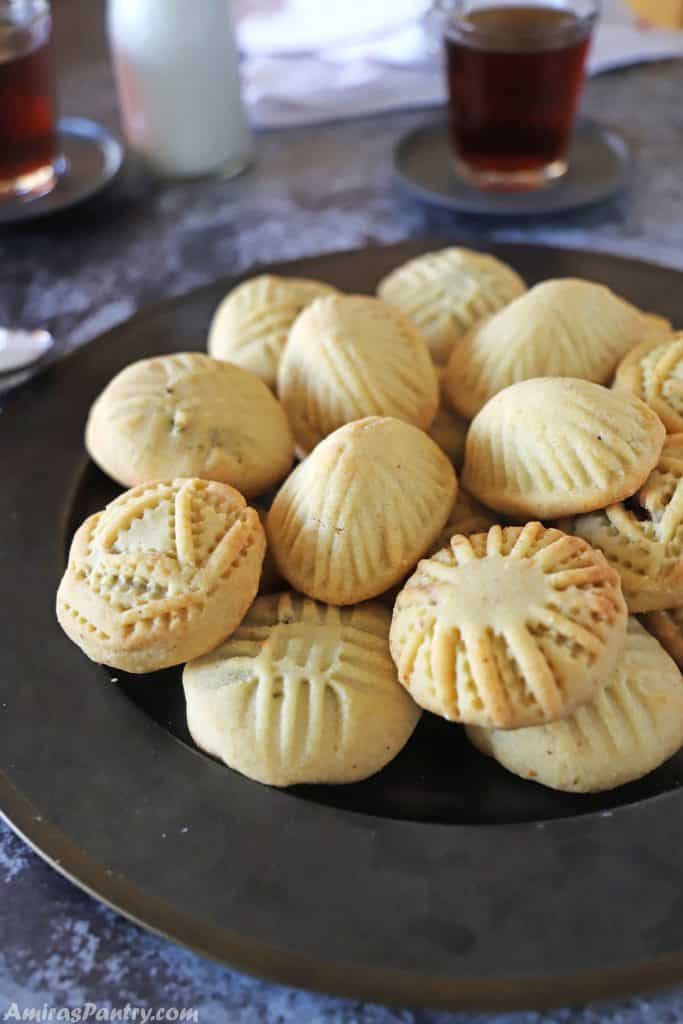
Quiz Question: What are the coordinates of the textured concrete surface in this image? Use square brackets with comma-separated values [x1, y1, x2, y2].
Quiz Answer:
[3, 1, 683, 1020]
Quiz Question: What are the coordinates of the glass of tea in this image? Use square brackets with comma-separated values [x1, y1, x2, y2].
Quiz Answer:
[432, 0, 598, 191]
[0, 0, 59, 201]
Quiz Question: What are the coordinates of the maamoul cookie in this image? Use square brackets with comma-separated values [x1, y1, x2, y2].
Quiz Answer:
[183, 592, 420, 786]
[468, 619, 683, 792]
[207, 275, 336, 389]
[614, 334, 683, 433]
[389, 523, 627, 729]
[444, 279, 670, 419]
[427, 399, 469, 471]
[570, 434, 683, 612]
[86, 353, 294, 498]
[267, 417, 457, 605]
[377, 247, 525, 365]
[463, 378, 665, 518]
[56, 479, 265, 673]
[428, 487, 498, 555]
[277, 294, 439, 453]
[641, 607, 683, 667]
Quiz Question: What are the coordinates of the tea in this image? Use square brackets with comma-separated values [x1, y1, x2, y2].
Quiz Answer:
[0, 6, 58, 198]
[445, 5, 592, 190]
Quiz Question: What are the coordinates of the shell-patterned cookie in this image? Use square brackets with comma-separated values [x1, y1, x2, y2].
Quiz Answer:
[389, 523, 627, 729]
[571, 434, 683, 612]
[183, 592, 421, 786]
[377, 247, 525, 366]
[641, 607, 683, 668]
[444, 279, 670, 419]
[463, 378, 665, 518]
[468, 619, 683, 792]
[207, 275, 336, 389]
[56, 479, 266, 673]
[614, 334, 683, 433]
[267, 417, 457, 605]
[277, 294, 439, 453]
[85, 352, 294, 498]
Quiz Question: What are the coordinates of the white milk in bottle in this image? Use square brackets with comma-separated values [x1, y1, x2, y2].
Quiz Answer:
[107, 0, 252, 178]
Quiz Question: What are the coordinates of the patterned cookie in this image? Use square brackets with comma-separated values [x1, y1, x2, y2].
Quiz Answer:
[444, 279, 670, 419]
[463, 378, 665, 518]
[277, 294, 439, 453]
[377, 247, 525, 365]
[428, 487, 498, 555]
[86, 353, 294, 498]
[571, 434, 683, 612]
[183, 592, 421, 787]
[56, 479, 265, 673]
[389, 523, 627, 729]
[208, 275, 336, 389]
[614, 334, 683, 433]
[267, 417, 457, 605]
[641, 607, 683, 667]
[427, 398, 469, 471]
[468, 619, 683, 792]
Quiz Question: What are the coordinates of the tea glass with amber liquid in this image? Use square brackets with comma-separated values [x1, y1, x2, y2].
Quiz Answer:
[432, 0, 598, 191]
[0, 0, 59, 200]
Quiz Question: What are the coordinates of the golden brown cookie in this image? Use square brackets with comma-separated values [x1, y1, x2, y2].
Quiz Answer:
[267, 417, 457, 605]
[377, 247, 525, 365]
[56, 479, 265, 673]
[85, 353, 294, 498]
[444, 279, 670, 419]
[463, 378, 665, 518]
[389, 523, 627, 729]
[613, 333, 683, 433]
[183, 592, 420, 786]
[277, 294, 439, 453]
[571, 434, 683, 612]
[468, 619, 683, 792]
[208, 275, 336, 389]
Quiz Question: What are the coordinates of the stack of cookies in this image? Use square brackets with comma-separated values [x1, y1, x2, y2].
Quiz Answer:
[56, 246, 683, 795]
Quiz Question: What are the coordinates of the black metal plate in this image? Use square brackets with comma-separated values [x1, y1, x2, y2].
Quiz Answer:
[2, 240, 683, 1011]
[394, 118, 632, 216]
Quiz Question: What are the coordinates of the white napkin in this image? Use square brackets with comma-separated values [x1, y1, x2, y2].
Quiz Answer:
[236, 0, 683, 129]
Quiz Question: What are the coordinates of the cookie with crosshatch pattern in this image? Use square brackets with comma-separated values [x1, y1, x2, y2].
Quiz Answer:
[570, 434, 683, 613]
[468, 619, 683, 792]
[277, 293, 439, 454]
[444, 279, 670, 420]
[377, 246, 526, 366]
[207, 275, 337, 389]
[389, 523, 627, 729]
[267, 417, 457, 605]
[183, 592, 421, 786]
[85, 352, 294, 498]
[462, 377, 665, 518]
[56, 478, 265, 673]
[614, 333, 683, 433]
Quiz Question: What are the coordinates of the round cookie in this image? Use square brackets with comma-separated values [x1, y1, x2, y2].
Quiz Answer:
[277, 294, 439, 454]
[463, 378, 665, 519]
[428, 487, 498, 555]
[183, 592, 421, 787]
[56, 478, 266, 673]
[389, 523, 627, 729]
[207, 275, 336, 389]
[267, 417, 457, 605]
[571, 434, 683, 613]
[444, 279, 670, 419]
[86, 352, 294, 498]
[377, 247, 525, 366]
[614, 333, 683, 433]
[468, 619, 683, 793]
[641, 607, 683, 667]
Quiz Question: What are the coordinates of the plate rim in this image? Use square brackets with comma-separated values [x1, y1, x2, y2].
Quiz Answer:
[3, 238, 683, 1012]
[393, 116, 633, 216]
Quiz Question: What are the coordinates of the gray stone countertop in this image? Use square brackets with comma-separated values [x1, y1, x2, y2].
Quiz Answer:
[3, 1, 683, 1021]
